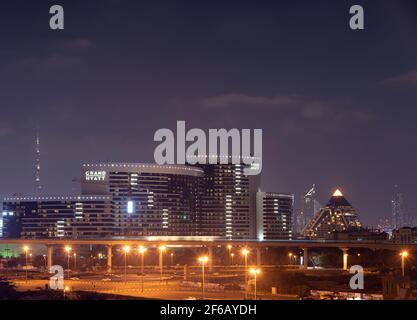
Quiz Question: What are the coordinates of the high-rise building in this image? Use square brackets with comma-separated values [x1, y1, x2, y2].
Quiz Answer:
[295, 184, 320, 234]
[1, 211, 17, 238]
[2, 162, 261, 240]
[34, 127, 42, 196]
[195, 163, 260, 240]
[303, 189, 362, 239]
[392, 185, 405, 229]
[0, 215, 3, 238]
[81, 163, 203, 237]
[256, 192, 293, 240]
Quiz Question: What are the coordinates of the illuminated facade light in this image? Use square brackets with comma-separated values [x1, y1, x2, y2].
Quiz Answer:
[127, 200, 134, 214]
[333, 189, 343, 197]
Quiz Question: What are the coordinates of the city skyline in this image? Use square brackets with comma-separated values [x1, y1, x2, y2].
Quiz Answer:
[1, 1, 417, 226]
[1, 1, 417, 303]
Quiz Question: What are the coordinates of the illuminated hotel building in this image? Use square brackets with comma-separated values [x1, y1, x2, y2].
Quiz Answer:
[2, 162, 262, 240]
[81, 163, 203, 237]
[2, 196, 112, 239]
[303, 189, 362, 239]
[256, 192, 293, 240]
[195, 162, 259, 240]
[2, 164, 203, 239]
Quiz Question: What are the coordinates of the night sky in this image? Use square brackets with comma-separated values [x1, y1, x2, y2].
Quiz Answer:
[0, 0, 416, 226]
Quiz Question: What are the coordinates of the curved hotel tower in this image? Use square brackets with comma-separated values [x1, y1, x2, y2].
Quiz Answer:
[82, 163, 203, 237]
[2, 162, 291, 240]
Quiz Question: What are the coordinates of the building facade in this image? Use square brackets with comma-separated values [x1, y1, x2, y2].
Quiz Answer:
[392, 227, 417, 244]
[303, 189, 362, 240]
[295, 184, 321, 235]
[196, 163, 259, 240]
[256, 192, 293, 240]
[2, 196, 112, 239]
[392, 185, 405, 229]
[2, 162, 262, 240]
[82, 163, 203, 237]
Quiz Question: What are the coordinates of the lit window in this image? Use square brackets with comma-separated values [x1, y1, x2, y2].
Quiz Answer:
[127, 200, 134, 214]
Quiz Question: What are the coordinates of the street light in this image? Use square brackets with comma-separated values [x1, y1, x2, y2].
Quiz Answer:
[138, 246, 147, 292]
[159, 245, 166, 282]
[241, 248, 250, 298]
[64, 246, 72, 279]
[400, 250, 409, 277]
[23, 246, 29, 283]
[249, 268, 261, 300]
[198, 256, 209, 299]
[231, 253, 235, 265]
[288, 252, 293, 265]
[63, 285, 70, 299]
[171, 252, 174, 267]
[227, 245, 232, 265]
[122, 245, 131, 282]
[42, 254, 47, 271]
[73, 252, 77, 270]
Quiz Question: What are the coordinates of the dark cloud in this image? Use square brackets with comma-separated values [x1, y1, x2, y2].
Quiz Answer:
[64, 39, 94, 49]
[382, 69, 417, 87]
[0, 124, 14, 138]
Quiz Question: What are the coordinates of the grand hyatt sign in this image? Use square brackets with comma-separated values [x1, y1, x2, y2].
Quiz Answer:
[85, 171, 107, 181]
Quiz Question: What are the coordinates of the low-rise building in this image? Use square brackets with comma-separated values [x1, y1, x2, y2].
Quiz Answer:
[392, 227, 417, 244]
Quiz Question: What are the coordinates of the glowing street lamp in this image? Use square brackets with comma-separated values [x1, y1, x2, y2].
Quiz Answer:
[122, 245, 131, 282]
[65, 246, 72, 279]
[171, 252, 174, 267]
[138, 246, 147, 274]
[231, 253, 235, 265]
[23, 246, 29, 283]
[73, 252, 77, 270]
[63, 285, 70, 299]
[159, 245, 166, 282]
[227, 245, 232, 265]
[288, 252, 293, 265]
[241, 248, 250, 298]
[138, 246, 147, 292]
[249, 268, 261, 300]
[400, 250, 409, 277]
[198, 256, 209, 299]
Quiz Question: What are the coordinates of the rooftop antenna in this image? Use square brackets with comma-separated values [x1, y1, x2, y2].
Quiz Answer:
[35, 125, 42, 195]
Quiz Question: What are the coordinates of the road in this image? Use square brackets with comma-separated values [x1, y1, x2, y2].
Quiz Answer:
[11, 277, 297, 300]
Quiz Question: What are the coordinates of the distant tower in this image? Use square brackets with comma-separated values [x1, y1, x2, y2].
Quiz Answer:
[296, 184, 320, 234]
[392, 185, 405, 229]
[35, 127, 42, 195]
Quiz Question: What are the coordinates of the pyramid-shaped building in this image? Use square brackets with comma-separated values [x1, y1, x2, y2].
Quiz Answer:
[303, 189, 362, 239]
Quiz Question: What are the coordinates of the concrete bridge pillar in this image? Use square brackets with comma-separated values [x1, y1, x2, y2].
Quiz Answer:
[47, 245, 53, 271]
[341, 248, 349, 271]
[302, 248, 309, 269]
[107, 245, 113, 273]
[208, 246, 213, 273]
